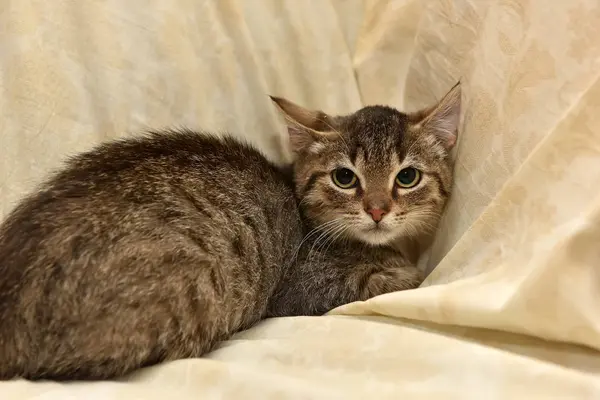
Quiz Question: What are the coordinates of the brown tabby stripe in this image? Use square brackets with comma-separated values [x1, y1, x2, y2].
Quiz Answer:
[303, 172, 326, 196]
[430, 172, 449, 198]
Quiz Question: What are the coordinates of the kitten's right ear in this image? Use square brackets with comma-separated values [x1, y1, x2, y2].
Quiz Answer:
[270, 96, 333, 154]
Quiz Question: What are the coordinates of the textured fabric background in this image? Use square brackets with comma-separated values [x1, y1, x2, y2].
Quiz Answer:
[2, 0, 600, 398]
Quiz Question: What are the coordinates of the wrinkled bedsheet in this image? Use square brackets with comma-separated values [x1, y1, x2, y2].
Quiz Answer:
[2, 0, 600, 398]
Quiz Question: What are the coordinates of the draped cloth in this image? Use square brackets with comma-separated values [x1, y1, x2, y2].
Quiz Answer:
[2, 0, 600, 397]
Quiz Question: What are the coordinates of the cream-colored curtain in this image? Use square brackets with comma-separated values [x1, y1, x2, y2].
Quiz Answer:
[2, 0, 600, 398]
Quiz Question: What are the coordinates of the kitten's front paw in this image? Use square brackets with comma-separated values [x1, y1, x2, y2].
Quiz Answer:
[361, 267, 423, 300]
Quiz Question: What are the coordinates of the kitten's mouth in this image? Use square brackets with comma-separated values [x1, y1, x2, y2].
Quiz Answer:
[366, 221, 391, 232]
[366, 225, 386, 233]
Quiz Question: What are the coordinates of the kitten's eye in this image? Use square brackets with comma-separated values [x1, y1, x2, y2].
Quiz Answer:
[396, 167, 421, 188]
[332, 168, 358, 189]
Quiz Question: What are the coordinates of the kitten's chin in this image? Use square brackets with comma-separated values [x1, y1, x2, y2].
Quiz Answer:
[353, 227, 398, 246]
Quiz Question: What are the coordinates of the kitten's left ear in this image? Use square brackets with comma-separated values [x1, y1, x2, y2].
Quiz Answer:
[270, 96, 334, 154]
[412, 81, 462, 150]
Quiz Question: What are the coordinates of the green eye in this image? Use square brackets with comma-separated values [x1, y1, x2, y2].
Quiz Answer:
[395, 167, 421, 188]
[332, 168, 358, 189]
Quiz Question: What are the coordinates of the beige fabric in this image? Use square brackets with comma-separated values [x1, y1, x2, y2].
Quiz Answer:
[2, 0, 600, 398]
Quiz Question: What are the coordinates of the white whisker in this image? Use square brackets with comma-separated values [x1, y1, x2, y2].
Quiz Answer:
[287, 218, 345, 266]
[304, 219, 346, 262]
[311, 223, 349, 263]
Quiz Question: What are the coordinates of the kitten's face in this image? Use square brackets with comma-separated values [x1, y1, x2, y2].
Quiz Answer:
[272, 83, 460, 246]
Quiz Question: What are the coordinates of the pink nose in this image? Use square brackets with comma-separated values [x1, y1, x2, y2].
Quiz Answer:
[366, 208, 387, 222]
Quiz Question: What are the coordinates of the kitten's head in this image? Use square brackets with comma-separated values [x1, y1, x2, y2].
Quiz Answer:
[271, 83, 461, 246]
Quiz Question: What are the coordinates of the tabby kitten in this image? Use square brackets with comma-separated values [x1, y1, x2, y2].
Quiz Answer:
[0, 83, 460, 380]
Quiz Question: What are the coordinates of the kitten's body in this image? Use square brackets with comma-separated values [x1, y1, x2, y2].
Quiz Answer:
[0, 132, 304, 379]
[0, 84, 460, 380]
